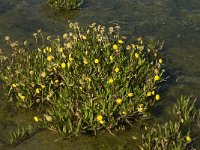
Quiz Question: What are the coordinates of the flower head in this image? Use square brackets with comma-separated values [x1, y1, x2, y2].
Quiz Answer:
[94, 59, 99, 64]
[34, 116, 39, 122]
[59, 47, 63, 53]
[110, 56, 113, 61]
[115, 67, 119, 73]
[118, 40, 123, 44]
[41, 72, 46, 78]
[113, 44, 118, 50]
[159, 59, 163, 64]
[151, 91, 155, 95]
[147, 92, 152, 97]
[116, 98, 122, 105]
[108, 78, 114, 84]
[97, 115, 103, 122]
[12, 84, 17, 88]
[61, 63, 66, 69]
[154, 75, 160, 81]
[128, 93, 133, 97]
[35, 88, 40, 94]
[47, 56, 53, 61]
[82, 35, 87, 40]
[137, 104, 144, 112]
[135, 53, 139, 59]
[83, 59, 88, 65]
[155, 94, 160, 100]
[186, 135, 192, 142]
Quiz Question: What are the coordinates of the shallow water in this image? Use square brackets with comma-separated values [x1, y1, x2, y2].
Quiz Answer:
[0, 0, 200, 149]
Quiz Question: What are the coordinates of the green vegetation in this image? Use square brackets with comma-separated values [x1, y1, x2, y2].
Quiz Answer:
[0, 22, 164, 136]
[140, 96, 200, 150]
[47, 0, 83, 10]
[9, 124, 35, 145]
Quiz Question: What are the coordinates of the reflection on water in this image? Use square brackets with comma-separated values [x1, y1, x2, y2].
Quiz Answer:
[0, 0, 200, 149]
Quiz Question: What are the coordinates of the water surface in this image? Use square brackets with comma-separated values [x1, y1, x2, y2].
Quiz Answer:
[0, 0, 200, 149]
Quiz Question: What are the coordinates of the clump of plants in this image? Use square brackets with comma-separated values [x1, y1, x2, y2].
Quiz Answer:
[140, 96, 199, 150]
[0, 22, 164, 136]
[9, 124, 35, 145]
[47, 0, 83, 10]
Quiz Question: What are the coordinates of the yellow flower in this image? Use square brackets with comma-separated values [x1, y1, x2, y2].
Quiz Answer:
[118, 40, 123, 44]
[154, 75, 160, 81]
[20, 95, 25, 101]
[41, 72, 46, 78]
[186, 135, 191, 142]
[113, 44, 118, 50]
[43, 48, 46, 54]
[147, 92, 152, 97]
[55, 80, 59, 83]
[48, 47, 52, 53]
[115, 67, 119, 73]
[97, 115, 103, 121]
[108, 78, 114, 84]
[47, 56, 53, 61]
[110, 56, 113, 61]
[128, 93, 133, 97]
[82, 35, 87, 40]
[35, 88, 40, 94]
[155, 94, 160, 100]
[12, 84, 17, 88]
[122, 111, 127, 115]
[59, 47, 63, 53]
[99, 120, 104, 124]
[88, 77, 91, 82]
[34, 116, 39, 122]
[41, 85, 46, 89]
[137, 104, 144, 112]
[94, 59, 99, 64]
[135, 53, 139, 59]
[61, 63, 66, 69]
[116, 98, 122, 105]
[83, 59, 88, 65]
[159, 59, 163, 64]
[151, 91, 155, 95]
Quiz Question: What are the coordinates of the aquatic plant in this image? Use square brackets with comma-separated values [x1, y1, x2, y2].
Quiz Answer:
[140, 121, 193, 150]
[9, 124, 35, 145]
[0, 22, 164, 136]
[47, 0, 83, 10]
[140, 96, 200, 150]
[173, 96, 197, 125]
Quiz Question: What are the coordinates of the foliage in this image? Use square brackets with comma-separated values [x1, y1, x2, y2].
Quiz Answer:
[9, 124, 35, 145]
[47, 0, 83, 10]
[0, 22, 164, 136]
[173, 96, 197, 125]
[140, 96, 199, 150]
[140, 121, 192, 150]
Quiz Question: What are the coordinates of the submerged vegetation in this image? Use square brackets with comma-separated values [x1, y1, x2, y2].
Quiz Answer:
[47, 0, 83, 10]
[0, 22, 164, 136]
